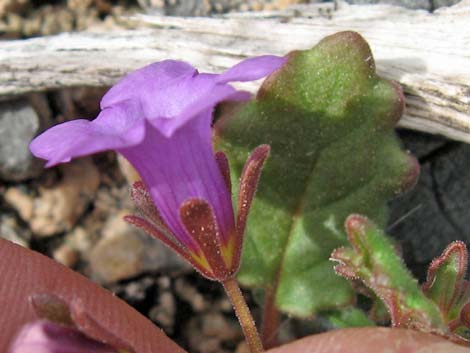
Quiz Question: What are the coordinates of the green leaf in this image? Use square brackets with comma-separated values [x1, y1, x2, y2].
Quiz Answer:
[423, 241, 470, 343]
[215, 31, 419, 317]
[331, 215, 446, 332]
[423, 241, 469, 322]
[326, 307, 375, 329]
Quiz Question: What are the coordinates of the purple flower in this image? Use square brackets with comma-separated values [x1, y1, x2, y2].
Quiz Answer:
[30, 56, 285, 280]
[8, 320, 118, 353]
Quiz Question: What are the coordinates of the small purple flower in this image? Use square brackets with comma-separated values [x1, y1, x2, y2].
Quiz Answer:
[8, 320, 118, 353]
[30, 56, 285, 280]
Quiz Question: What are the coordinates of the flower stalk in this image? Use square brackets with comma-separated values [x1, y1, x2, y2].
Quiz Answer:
[222, 278, 264, 353]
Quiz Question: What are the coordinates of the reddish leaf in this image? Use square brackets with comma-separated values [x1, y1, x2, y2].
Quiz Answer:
[0, 238, 185, 353]
[267, 328, 470, 353]
[30, 293, 75, 328]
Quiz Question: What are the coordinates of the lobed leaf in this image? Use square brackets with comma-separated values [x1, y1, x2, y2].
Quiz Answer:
[215, 31, 419, 316]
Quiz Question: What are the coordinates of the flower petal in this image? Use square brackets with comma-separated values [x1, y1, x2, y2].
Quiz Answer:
[152, 84, 250, 137]
[30, 101, 145, 167]
[216, 55, 286, 84]
[101, 60, 196, 111]
[31, 57, 285, 166]
[8, 320, 117, 353]
[119, 117, 234, 247]
[103, 61, 216, 122]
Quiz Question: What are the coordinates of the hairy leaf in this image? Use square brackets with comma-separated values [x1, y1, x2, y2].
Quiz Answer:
[423, 241, 469, 321]
[0, 238, 184, 353]
[215, 31, 419, 316]
[331, 215, 470, 346]
[331, 215, 446, 333]
[423, 241, 470, 342]
[326, 307, 375, 329]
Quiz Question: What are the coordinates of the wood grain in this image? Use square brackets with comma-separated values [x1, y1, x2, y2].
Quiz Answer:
[0, 1, 468, 142]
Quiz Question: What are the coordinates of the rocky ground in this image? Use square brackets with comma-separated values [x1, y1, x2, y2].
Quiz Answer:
[0, 0, 462, 39]
[0, 0, 468, 352]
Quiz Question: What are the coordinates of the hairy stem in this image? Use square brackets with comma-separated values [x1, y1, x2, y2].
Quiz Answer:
[261, 286, 280, 349]
[222, 278, 264, 353]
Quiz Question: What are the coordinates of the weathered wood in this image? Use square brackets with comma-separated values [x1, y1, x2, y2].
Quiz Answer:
[0, 1, 468, 142]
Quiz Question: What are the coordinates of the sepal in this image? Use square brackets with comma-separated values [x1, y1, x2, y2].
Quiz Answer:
[126, 145, 270, 283]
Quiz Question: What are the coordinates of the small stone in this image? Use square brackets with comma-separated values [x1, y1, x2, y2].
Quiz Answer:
[157, 276, 171, 289]
[0, 0, 29, 16]
[149, 291, 176, 333]
[11, 158, 100, 237]
[90, 211, 189, 283]
[67, 0, 93, 11]
[0, 97, 51, 181]
[185, 317, 214, 353]
[235, 342, 249, 353]
[344, 0, 431, 11]
[4, 187, 33, 221]
[0, 214, 30, 247]
[22, 15, 42, 37]
[239, 3, 250, 11]
[89, 227, 144, 283]
[215, 297, 233, 313]
[5, 12, 23, 33]
[75, 7, 100, 31]
[89, 213, 145, 283]
[250, 2, 264, 11]
[185, 311, 242, 353]
[117, 154, 140, 185]
[53, 243, 79, 268]
[197, 337, 221, 353]
[67, 226, 94, 254]
[123, 280, 153, 301]
[202, 312, 242, 341]
[174, 278, 208, 312]
[164, 0, 212, 16]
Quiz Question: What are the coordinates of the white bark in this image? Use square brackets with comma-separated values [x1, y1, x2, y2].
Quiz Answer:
[0, 1, 468, 142]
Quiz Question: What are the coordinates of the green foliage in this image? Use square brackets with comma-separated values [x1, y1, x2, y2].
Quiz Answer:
[423, 241, 470, 342]
[331, 215, 446, 331]
[215, 31, 419, 316]
[332, 215, 470, 345]
[326, 307, 375, 328]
